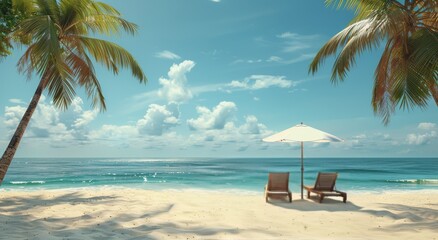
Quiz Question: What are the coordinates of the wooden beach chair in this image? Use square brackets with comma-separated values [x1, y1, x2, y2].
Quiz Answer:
[304, 172, 347, 203]
[264, 172, 292, 203]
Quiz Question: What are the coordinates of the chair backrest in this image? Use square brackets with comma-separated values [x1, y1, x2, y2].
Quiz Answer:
[314, 172, 338, 191]
[267, 172, 290, 191]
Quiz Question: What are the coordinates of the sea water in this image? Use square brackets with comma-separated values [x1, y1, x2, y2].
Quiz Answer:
[2, 158, 437, 192]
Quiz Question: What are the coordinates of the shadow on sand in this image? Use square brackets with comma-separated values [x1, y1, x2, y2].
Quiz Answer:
[267, 195, 438, 233]
[1, 191, 437, 238]
[0, 192, 245, 239]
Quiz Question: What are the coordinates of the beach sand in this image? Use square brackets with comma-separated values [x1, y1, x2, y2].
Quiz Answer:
[0, 188, 437, 239]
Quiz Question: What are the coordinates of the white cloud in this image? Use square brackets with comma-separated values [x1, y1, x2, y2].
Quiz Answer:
[406, 131, 437, 145]
[89, 124, 138, 140]
[137, 103, 180, 136]
[4, 105, 26, 129]
[229, 75, 294, 90]
[74, 109, 98, 128]
[8, 99, 25, 104]
[186, 110, 272, 152]
[276, 32, 319, 56]
[155, 50, 181, 60]
[191, 83, 225, 95]
[336, 132, 401, 151]
[277, 32, 319, 40]
[239, 115, 268, 134]
[418, 122, 436, 130]
[282, 41, 311, 53]
[158, 60, 195, 103]
[405, 123, 438, 145]
[187, 101, 237, 130]
[2, 96, 99, 146]
[247, 59, 263, 63]
[267, 56, 282, 62]
[282, 53, 315, 64]
[211, 0, 221, 2]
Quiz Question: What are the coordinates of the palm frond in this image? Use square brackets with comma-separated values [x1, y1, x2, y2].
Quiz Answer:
[330, 14, 388, 81]
[325, 0, 388, 21]
[78, 36, 146, 82]
[82, 15, 138, 36]
[12, 0, 36, 14]
[16, 14, 62, 76]
[314, 0, 437, 124]
[13, 0, 146, 112]
[408, 29, 438, 106]
[65, 50, 107, 110]
[92, 1, 121, 16]
[309, 13, 391, 82]
[45, 60, 77, 110]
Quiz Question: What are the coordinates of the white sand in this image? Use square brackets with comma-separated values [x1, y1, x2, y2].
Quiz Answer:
[0, 188, 437, 239]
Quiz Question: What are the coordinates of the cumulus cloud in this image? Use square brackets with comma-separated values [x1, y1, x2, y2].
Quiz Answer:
[137, 103, 180, 136]
[4, 105, 26, 129]
[158, 60, 195, 103]
[89, 125, 138, 140]
[229, 75, 294, 90]
[74, 110, 98, 128]
[404, 122, 438, 145]
[406, 131, 437, 145]
[418, 122, 436, 130]
[185, 102, 272, 152]
[187, 101, 237, 130]
[3, 96, 98, 145]
[239, 115, 267, 134]
[155, 50, 181, 60]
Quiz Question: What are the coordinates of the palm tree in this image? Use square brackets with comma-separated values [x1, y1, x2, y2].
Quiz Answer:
[309, 0, 437, 124]
[0, 0, 28, 57]
[0, 0, 146, 185]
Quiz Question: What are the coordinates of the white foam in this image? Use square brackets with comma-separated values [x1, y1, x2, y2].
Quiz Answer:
[10, 181, 28, 185]
[31, 181, 46, 184]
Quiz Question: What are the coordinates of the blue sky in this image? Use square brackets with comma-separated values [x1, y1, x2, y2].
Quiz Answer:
[0, 0, 437, 158]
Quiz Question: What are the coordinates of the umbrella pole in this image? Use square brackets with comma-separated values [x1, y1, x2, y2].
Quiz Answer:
[301, 141, 304, 199]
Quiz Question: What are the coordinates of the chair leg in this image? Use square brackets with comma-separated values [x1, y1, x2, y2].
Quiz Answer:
[307, 190, 310, 199]
[342, 193, 347, 203]
[319, 194, 324, 203]
[288, 193, 292, 202]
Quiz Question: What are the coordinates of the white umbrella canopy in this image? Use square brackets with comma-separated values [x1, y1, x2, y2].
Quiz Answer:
[263, 123, 343, 143]
[263, 123, 343, 199]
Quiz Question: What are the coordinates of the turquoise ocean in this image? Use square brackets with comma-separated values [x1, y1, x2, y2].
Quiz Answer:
[2, 158, 437, 192]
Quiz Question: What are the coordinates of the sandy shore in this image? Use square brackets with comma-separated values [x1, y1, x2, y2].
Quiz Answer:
[0, 188, 437, 239]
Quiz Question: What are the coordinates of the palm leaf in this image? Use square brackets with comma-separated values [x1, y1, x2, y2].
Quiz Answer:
[45, 59, 77, 110]
[13, 0, 146, 113]
[78, 36, 146, 82]
[65, 50, 107, 110]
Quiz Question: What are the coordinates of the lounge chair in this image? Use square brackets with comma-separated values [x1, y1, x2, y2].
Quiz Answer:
[264, 172, 292, 203]
[304, 172, 347, 203]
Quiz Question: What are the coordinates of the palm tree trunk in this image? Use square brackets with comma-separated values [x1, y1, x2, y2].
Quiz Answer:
[0, 74, 49, 186]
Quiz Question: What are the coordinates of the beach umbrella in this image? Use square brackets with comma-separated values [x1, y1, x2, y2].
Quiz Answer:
[263, 123, 343, 199]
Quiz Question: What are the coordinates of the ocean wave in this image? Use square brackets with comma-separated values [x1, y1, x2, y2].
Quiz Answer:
[386, 179, 438, 184]
[323, 168, 396, 174]
[97, 158, 187, 163]
[10, 180, 46, 185]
